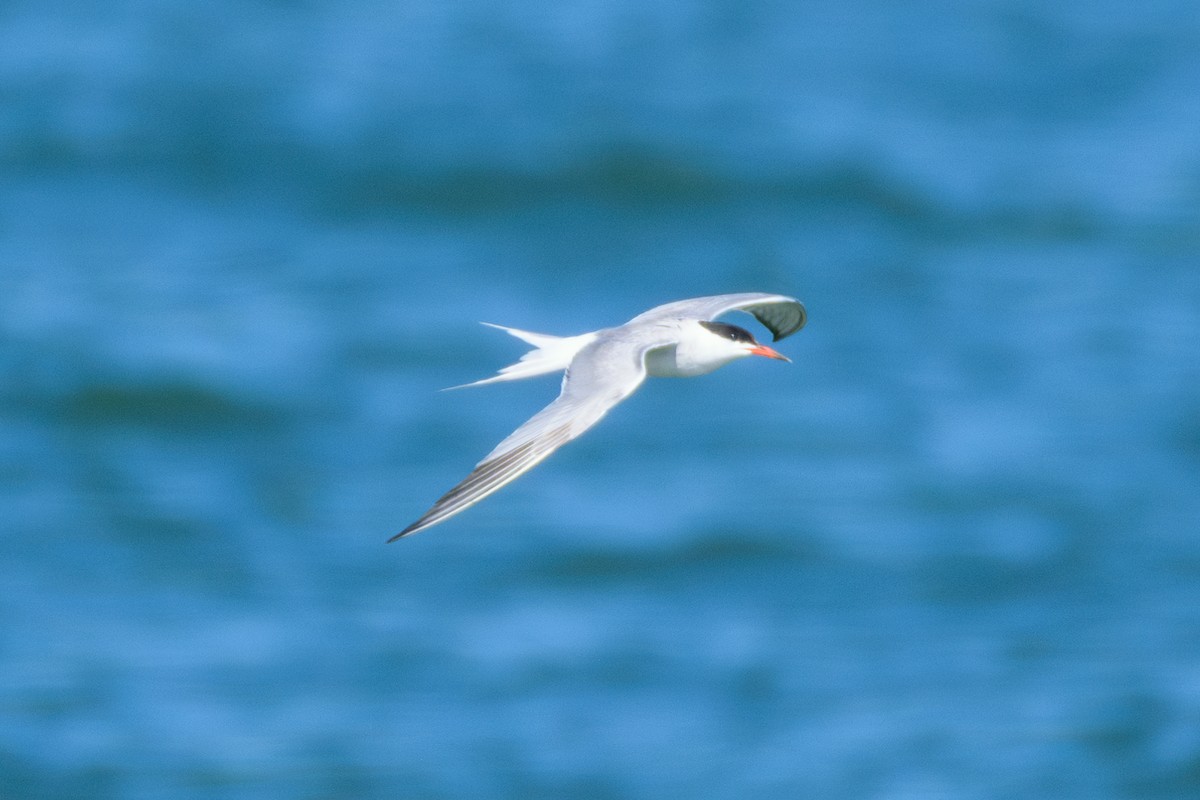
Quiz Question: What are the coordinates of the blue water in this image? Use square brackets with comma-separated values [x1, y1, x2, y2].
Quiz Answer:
[4, 1, 1200, 797]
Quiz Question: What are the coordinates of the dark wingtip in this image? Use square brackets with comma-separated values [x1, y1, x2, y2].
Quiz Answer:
[771, 301, 807, 341]
[387, 524, 419, 543]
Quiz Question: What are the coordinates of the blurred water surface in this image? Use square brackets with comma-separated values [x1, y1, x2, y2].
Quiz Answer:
[3, 1, 1200, 798]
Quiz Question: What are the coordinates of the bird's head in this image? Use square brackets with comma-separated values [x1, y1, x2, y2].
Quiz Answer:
[696, 320, 791, 364]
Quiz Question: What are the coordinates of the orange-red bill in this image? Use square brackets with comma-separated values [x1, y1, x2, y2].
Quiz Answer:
[749, 344, 791, 362]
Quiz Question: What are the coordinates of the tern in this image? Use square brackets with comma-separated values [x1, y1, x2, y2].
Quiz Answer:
[391, 292, 806, 540]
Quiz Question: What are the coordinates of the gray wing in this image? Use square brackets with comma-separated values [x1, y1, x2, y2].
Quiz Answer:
[391, 332, 665, 540]
[628, 292, 806, 341]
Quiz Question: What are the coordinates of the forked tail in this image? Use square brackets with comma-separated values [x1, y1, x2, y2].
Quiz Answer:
[445, 323, 596, 389]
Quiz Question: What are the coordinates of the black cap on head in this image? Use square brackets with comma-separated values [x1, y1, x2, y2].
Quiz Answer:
[698, 320, 757, 344]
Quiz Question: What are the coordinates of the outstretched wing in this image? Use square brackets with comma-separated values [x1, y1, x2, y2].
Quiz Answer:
[391, 331, 665, 540]
[628, 292, 806, 341]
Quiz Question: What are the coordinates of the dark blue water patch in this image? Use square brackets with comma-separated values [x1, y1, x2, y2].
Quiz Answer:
[313, 147, 943, 218]
[0, 757, 123, 800]
[520, 528, 825, 587]
[52, 380, 285, 434]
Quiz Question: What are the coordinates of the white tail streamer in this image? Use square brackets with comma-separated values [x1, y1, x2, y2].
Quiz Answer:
[445, 323, 597, 389]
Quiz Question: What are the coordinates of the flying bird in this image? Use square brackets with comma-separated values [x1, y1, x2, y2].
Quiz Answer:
[391, 292, 806, 540]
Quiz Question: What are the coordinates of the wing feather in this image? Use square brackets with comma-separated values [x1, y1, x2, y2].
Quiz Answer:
[390, 423, 573, 539]
[391, 333, 662, 539]
[629, 292, 806, 341]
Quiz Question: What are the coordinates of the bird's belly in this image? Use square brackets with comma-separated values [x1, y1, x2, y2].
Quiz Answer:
[644, 346, 720, 378]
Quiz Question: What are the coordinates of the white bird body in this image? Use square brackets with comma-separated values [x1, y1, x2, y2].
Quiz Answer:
[644, 319, 759, 377]
[392, 292, 806, 540]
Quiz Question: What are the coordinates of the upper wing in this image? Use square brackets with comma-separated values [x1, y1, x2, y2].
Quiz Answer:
[390, 332, 663, 540]
[628, 292, 806, 341]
